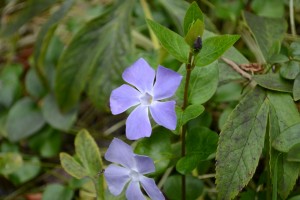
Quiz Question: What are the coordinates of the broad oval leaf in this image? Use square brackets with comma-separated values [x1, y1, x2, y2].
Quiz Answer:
[293, 73, 300, 101]
[176, 104, 205, 129]
[6, 98, 45, 142]
[146, 19, 190, 63]
[0, 152, 23, 176]
[194, 35, 240, 67]
[183, 2, 204, 34]
[42, 184, 73, 200]
[75, 130, 103, 177]
[254, 73, 293, 93]
[216, 87, 269, 199]
[273, 123, 300, 152]
[60, 153, 87, 179]
[280, 61, 300, 80]
[25, 69, 46, 99]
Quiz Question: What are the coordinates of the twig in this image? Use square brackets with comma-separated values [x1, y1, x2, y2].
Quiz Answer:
[290, 0, 296, 36]
[221, 57, 252, 80]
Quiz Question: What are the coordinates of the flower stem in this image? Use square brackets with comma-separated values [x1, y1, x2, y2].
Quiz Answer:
[181, 51, 193, 200]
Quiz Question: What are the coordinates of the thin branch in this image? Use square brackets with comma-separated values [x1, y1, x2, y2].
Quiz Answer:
[290, 0, 296, 36]
[221, 57, 252, 80]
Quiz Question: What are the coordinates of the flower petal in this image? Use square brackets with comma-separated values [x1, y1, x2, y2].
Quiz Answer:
[126, 181, 146, 200]
[122, 58, 155, 93]
[150, 101, 176, 130]
[134, 155, 155, 174]
[126, 106, 151, 140]
[105, 138, 135, 168]
[104, 164, 131, 196]
[110, 84, 141, 115]
[140, 176, 165, 200]
[153, 66, 182, 100]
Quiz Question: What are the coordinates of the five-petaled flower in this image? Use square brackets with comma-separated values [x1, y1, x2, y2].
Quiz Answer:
[104, 138, 165, 200]
[110, 58, 182, 140]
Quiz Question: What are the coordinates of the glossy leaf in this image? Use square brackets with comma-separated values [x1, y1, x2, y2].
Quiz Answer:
[273, 123, 300, 152]
[254, 73, 293, 93]
[163, 175, 204, 200]
[244, 11, 287, 60]
[194, 35, 240, 67]
[280, 61, 300, 80]
[6, 98, 45, 142]
[41, 94, 77, 131]
[60, 153, 87, 179]
[176, 127, 218, 174]
[177, 61, 219, 105]
[293, 73, 300, 101]
[185, 19, 204, 47]
[183, 2, 204, 34]
[75, 130, 103, 177]
[42, 184, 73, 200]
[134, 128, 172, 175]
[147, 19, 190, 63]
[176, 104, 205, 128]
[56, 1, 134, 111]
[216, 87, 269, 199]
[0, 152, 23, 175]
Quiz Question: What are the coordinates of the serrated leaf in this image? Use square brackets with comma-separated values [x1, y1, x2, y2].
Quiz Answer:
[183, 2, 204, 35]
[293, 73, 300, 101]
[254, 73, 293, 93]
[176, 127, 218, 174]
[176, 104, 205, 128]
[134, 128, 172, 175]
[75, 130, 103, 177]
[163, 175, 204, 200]
[185, 19, 204, 47]
[41, 94, 77, 131]
[0, 152, 23, 175]
[147, 19, 190, 63]
[280, 61, 300, 80]
[0, 0, 59, 37]
[177, 61, 219, 105]
[243, 11, 287, 60]
[6, 97, 45, 142]
[272, 123, 300, 152]
[194, 35, 240, 67]
[60, 153, 87, 179]
[216, 87, 269, 199]
[56, 1, 133, 111]
[42, 184, 74, 200]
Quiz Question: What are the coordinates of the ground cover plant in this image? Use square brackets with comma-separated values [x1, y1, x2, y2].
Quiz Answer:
[0, 0, 300, 199]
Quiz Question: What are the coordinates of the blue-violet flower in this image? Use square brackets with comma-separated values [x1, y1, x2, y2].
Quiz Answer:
[110, 58, 182, 140]
[104, 138, 165, 200]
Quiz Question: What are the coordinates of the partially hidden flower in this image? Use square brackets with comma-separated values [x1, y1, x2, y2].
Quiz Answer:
[110, 58, 182, 140]
[104, 138, 165, 200]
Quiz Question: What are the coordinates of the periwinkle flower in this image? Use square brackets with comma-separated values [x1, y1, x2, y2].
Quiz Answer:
[110, 58, 182, 140]
[104, 138, 165, 200]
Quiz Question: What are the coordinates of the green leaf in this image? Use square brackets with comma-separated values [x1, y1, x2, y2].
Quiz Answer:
[42, 184, 73, 200]
[243, 11, 287, 60]
[176, 104, 205, 128]
[60, 153, 87, 179]
[135, 128, 172, 175]
[177, 61, 219, 105]
[216, 87, 269, 199]
[269, 54, 289, 64]
[287, 143, 300, 162]
[185, 19, 204, 47]
[41, 94, 77, 131]
[176, 127, 218, 174]
[293, 73, 300, 101]
[251, 0, 284, 18]
[34, 0, 74, 72]
[146, 19, 190, 63]
[254, 73, 293, 93]
[25, 69, 46, 99]
[56, 1, 134, 111]
[194, 35, 240, 67]
[0, 0, 59, 37]
[183, 2, 204, 35]
[0, 152, 23, 175]
[6, 97, 45, 142]
[280, 61, 300, 80]
[28, 126, 62, 158]
[272, 123, 300, 152]
[9, 157, 41, 185]
[75, 130, 103, 177]
[213, 82, 243, 102]
[163, 175, 204, 200]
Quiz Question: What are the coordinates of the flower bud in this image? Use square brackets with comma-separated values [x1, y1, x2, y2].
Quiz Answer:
[193, 36, 202, 52]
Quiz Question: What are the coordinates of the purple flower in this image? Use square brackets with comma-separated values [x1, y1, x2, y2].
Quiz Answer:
[110, 58, 182, 140]
[104, 138, 165, 200]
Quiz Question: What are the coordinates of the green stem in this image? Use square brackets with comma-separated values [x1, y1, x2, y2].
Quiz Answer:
[181, 52, 193, 200]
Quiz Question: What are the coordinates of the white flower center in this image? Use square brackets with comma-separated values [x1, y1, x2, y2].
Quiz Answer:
[130, 170, 140, 182]
[139, 92, 153, 106]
